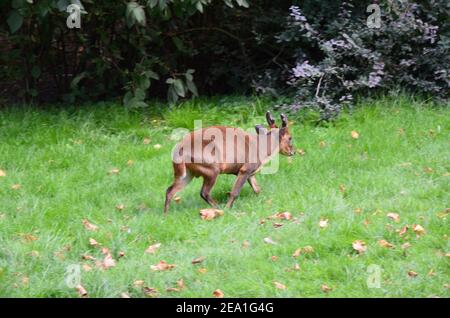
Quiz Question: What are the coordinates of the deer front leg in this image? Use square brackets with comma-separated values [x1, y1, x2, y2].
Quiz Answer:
[247, 175, 261, 194]
[226, 172, 250, 208]
[200, 173, 219, 208]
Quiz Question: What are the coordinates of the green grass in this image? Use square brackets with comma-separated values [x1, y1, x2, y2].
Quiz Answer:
[0, 96, 448, 298]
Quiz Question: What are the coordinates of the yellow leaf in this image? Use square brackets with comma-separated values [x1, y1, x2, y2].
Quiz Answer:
[213, 289, 224, 298]
[351, 130, 359, 139]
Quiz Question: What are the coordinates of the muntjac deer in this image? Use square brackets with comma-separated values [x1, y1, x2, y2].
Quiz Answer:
[164, 112, 294, 213]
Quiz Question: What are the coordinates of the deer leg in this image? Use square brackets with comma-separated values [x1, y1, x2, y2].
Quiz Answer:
[226, 172, 250, 208]
[164, 173, 192, 213]
[247, 175, 261, 194]
[200, 173, 219, 208]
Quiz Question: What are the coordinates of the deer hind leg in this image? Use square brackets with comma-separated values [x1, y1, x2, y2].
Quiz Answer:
[164, 170, 192, 213]
[200, 172, 219, 208]
[247, 175, 261, 194]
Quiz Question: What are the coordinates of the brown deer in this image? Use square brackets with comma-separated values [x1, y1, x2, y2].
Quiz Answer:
[164, 112, 294, 213]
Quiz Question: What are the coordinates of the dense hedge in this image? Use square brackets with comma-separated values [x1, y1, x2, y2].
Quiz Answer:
[1, 1, 448, 118]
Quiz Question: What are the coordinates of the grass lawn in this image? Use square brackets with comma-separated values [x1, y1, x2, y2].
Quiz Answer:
[0, 96, 448, 298]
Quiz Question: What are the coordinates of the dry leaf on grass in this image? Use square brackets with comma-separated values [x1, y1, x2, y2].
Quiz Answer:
[263, 237, 277, 245]
[192, 256, 206, 264]
[145, 243, 161, 254]
[401, 242, 411, 250]
[150, 260, 176, 271]
[115, 204, 125, 211]
[89, 238, 100, 247]
[321, 284, 332, 293]
[174, 196, 182, 203]
[198, 268, 208, 274]
[399, 225, 409, 237]
[120, 292, 131, 298]
[0, 169, 6, 177]
[76, 284, 88, 298]
[133, 280, 145, 287]
[407, 270, 418, 278]
[387, 213, 400, 222]
[153, 144, 162, 150]
[143, 287, 159, 297]
[213, 289, 224, 298]
[412, 224, 426, 236]
[274, 282, 287, 290]
[351, 130, 360, 139]
[11, 184, 21, 190]
[268, 212, 292, 220]
[199, 208, 224, 220]
[319, 218, 329, 228]
[82, 219, 98, 231]
[352, 240, 367, 254]
[242, 240, 250, 248]
[108, 168, 120, 175]
[378, 239, 395, 248]
[102, 253, 116, 269]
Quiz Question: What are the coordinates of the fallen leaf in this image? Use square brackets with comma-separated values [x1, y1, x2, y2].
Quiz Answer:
[213, 289, 224, 298]
[81, 254, 95, 261]
[153, 144, 162, 150]
[76, 284, 88, 298]
[319, 218, 329, 228]
[242, 240, 250, 248]
[297, 148, 306, 156]
[271, 256, 278, 261]
[174, 196, 182, 204]
[428, 269, 436, 276]
[352, 240, 367, 254]
[108, 168, 120, 175]
[145, 243, 161, 254]
[150, 260, 176, 271]
[143, 138, 151, 145]
[0, 169, 6, 177]
[351, 130, 359, 139]
[354, 208, 362, 214]
[339, 184, 346, 193]
[82, 264, 92, 272]
[399, 225, 409, 237]
[263, 237, 277, 245]
[321, 284, 332, 293]
[82, 219, 98, 231]
[378, 239, 395, 248]
[11, 184, 21, 190]
[89, 238, 100, 247]
[269, 212, 292, 220]
[407, 270, 418, 278]
[192, 256, 206, 264]
[177, 279, 185, 290]
[319, 141, 326, 148]
[401, 242, 411, 250]
[102, 253, 116, 269]
[274, 281, 287, 290]
[21, 233, 38, 242]
[387, 212, 400, 223]
[143, 287, 158, 297]
[115, 204, 125, 211]
[293, 263, 300, 271]
[133, 280, 145, 287]
[120, 292, 131, 298]
[273, 222, 284, 228]
[101, 247, 110, 255]
[198, 268, 208, 274]
[423, 167, 433, 173]
[292, 248, 302, 258]
[199, 208, 224, 220]
[302, 246, 314, 254]
[412, 224, 426, 236]
[118, 251, 125, 258]
[126, 160, 134, 166]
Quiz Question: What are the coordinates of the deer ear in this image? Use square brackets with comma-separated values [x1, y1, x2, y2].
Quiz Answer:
[255, 124, 267, 134]
[266, 111, 277, 128]
[280, 113, 288, 128]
